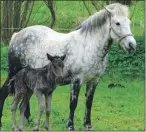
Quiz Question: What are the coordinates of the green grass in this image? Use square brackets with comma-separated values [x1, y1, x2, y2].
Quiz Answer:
[0, 76, 144, 131]
[0, 46, 144, 130]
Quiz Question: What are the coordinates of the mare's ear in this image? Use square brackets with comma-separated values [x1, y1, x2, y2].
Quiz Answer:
[46, 53, 54, 61]
[104, 6, 114, 16]
[61, 54, 66, 61]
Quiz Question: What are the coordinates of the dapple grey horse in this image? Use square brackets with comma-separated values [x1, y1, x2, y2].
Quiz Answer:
[0, 3, 136, 131]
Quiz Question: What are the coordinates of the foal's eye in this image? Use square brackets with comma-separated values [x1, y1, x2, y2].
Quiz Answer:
[59, 63, 63, 67]
[116, 22, 120, 26]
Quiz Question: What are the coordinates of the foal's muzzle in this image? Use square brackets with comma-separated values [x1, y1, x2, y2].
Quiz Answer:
[56, 76, 63, 83]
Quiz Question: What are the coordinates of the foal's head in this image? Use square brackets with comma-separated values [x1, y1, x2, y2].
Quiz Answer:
[46, 53, 66, 82]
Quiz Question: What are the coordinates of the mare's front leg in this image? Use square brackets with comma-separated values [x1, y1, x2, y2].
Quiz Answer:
[67, 79, 81, 131]
[44, 93, 52, 131]
[34, 91, 44, 131]
[84, 80, 98, 130]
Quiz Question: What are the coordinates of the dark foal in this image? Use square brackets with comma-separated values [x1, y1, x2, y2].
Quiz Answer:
[9, 53, 66, 131]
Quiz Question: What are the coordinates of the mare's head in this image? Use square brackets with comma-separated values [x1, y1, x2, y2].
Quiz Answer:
[104, 3, 136, 52]
[46, 53, 66, 82]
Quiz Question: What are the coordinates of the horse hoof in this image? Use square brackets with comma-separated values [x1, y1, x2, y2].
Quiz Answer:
[68, 126, 74, 131]
[12, 127, 19, 131]
[45, 126, 49, 131]
[33, 128, 39, 131]
[19, 128, 25, 131]
[27, 117, 33, 124]
[85, 124, 93, 131]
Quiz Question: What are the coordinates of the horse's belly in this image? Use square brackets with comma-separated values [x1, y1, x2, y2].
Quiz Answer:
[83, 58, 108, 82]
[64, 56, 108, 83]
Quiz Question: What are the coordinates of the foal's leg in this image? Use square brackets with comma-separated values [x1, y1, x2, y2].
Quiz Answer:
[34, 91, 44, 131]
[44, 93, 52, 131]
[84, 80, 98, 130]
[11, 94, 21, 131]
[67, 79, 81, 131]
[20, 101, 31, 122]
[19, 92, 32, 131]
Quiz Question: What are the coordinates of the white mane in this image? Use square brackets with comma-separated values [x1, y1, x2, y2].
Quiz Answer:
[78, 3, 129, 33]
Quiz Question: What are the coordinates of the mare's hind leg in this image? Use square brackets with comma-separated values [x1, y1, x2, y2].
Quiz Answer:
[84, 80, 98, 130]
[19, 91, 32, 131]
[34, 91, 44, 131]
[0, 78, 9, 130]
[44, 93, 52, 131]
[67, 79, 81, 131]
[11, 94, 21, 131]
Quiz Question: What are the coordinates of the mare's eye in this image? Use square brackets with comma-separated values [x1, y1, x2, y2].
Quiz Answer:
[116, 22, 120, 26]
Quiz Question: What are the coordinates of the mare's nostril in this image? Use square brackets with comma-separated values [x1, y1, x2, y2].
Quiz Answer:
[129, 42, 135, 51]
[129, 42, 132, 48]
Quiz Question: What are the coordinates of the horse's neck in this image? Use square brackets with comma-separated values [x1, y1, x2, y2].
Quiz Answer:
[46, 65, 56, 84]
[81, 20, 112, 60]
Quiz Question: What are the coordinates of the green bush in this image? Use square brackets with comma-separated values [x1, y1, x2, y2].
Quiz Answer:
[106, 36, 144, 79]
[1, 47, 8, 72]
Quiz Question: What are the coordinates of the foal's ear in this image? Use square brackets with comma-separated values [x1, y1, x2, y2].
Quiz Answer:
[61, 54, 66, 61]
[46, 53, 54, 61]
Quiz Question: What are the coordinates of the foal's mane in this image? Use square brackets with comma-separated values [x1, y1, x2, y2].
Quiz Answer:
[76, 3, 129, 33]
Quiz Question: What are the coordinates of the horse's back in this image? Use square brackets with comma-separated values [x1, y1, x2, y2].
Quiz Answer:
[10, 25, 65, 46]
[8, 25, 68, 70]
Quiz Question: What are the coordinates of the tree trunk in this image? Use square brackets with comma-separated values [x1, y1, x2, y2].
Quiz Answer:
[2, 1, 9, 44]
[23, 1, 35, 28]
[43, 0, 56, 28]
[82, 0, 91, 16]
[90, 0, 98, 11]
[1, 0, 34, 45]
[13, 0, 22, 32]
[113, 0, 131, 5]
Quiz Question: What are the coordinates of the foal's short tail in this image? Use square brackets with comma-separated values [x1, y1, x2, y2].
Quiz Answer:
[8, 76, 15, 95]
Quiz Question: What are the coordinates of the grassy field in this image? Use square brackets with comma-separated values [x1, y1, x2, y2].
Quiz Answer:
[0, 1, 145, 131]
[0, 46, 145, 130]
[0, 76, 144, 131]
